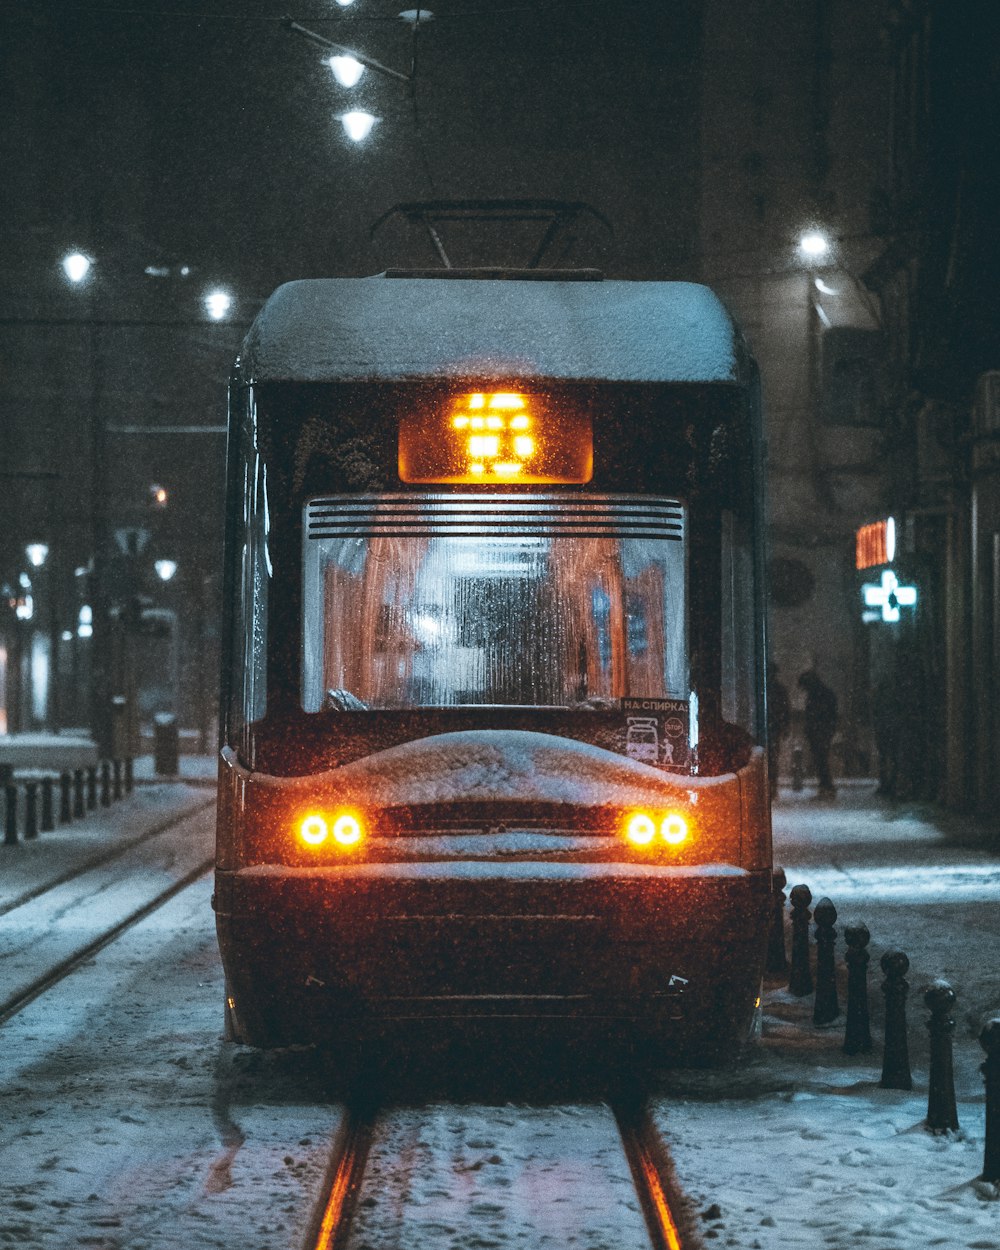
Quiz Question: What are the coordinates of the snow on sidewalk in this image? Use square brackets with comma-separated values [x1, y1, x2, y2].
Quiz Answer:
[654, 782, 1000, 1250]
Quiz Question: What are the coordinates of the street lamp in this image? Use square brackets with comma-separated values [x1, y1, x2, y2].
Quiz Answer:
[26, 543, 49, 568]
[798, 230, 831, 262]
[62, 251, 92, 283]
[340, 110, 378, 142]
[204, 290, 233, 320]
[329, 55, 365, 87]
[155, 559, 178, 582]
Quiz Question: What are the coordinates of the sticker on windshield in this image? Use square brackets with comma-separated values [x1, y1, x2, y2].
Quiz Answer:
[620, 698, 690, 770]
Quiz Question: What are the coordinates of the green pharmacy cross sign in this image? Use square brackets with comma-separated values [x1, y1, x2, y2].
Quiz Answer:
[861, 568, 918, 624]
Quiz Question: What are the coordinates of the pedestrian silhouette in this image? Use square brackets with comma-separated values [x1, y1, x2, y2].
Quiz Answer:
[767, 661, 790, 800]
[798, 668, 837, 798]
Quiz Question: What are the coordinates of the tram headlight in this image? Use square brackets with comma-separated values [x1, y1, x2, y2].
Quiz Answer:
[661, 813, 689, 846]
[626, 813, 657, 847]
[332, 813, 363, 847]
[624, 810, 690, 850]
[297, 810, 365, 851]
[299, 814, 329, 846]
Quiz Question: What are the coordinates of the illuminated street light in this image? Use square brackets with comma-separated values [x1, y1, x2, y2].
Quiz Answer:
[336, 0, 355, 6]
[155, 559, 178, 582]
[798, 230, 831, 261]
[149, 483, 169, 507]
[25, 543, 49, 568]
[204, 289, 232, 320]
[329, 55, 365, 87]
[62, 251, 92, 283]
[341, 111, 377, 141]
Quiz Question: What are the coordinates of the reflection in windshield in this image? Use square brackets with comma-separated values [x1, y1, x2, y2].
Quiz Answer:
[302, 496, 686, 712]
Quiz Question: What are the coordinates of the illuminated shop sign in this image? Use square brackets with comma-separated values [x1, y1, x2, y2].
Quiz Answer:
[861, 569, 917, 624]
[855, 517, 896, 570]
[398, 392, 593, 485]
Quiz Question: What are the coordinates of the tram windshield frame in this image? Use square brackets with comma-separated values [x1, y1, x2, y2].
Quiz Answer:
[221, 378, 765, 778]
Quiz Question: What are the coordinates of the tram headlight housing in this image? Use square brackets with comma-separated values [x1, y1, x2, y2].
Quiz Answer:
[297, 810, 365, 851]
[624, 810, 690, 850]
[661, 813, 689, 845]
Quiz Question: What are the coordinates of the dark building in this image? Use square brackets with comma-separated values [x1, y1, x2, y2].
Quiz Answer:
[863, 0, 1000, 811]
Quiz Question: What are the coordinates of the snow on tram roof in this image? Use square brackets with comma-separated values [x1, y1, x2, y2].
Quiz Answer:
[239, 276, 745, 386]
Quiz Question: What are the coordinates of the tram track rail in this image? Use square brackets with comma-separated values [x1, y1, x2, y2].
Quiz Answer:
[0, 857, 215, 1027]
[304, 1097, 695, 1250]
[616, 1101, 690, 1250]
[0, 795, 215, 919]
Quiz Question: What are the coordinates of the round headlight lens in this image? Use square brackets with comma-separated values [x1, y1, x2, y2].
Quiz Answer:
[300, 814, 329, 846]
[661, 813, 688, 845]
[626, 813, 657, 846]
[332, 813, 363, 846]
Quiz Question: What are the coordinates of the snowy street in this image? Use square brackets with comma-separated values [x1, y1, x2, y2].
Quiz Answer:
[0, 778, 998, 1248]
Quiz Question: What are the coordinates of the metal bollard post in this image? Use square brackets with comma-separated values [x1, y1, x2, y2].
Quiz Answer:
[4, 783, 18, 845]
[791, 744, 804, 791]
[843, 923, 873, 1054]
[980, 1019, 1000, 1182]
[124, 757, 134, 793]
[765, 866, 788, 976]
[924, 980, 959, 1133]
[113, 758, 123, 800]
[812, 897, 839, 1025]
[73, 769, 85, 818]
[24, 781, 39, 840]
[100, 760, 111, 807]
[788, 883, 813, 996]
[879, 950, 913, 1090]
[86, 765, 97, 810]
[41, 776, 55, 832]
[60, 772, 72, 823]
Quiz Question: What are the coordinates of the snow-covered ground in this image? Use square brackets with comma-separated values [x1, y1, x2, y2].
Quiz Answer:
[348, 1104, 648, 1250]
[0, 872, 343, 1250]
[654, 782, 1000, 1250]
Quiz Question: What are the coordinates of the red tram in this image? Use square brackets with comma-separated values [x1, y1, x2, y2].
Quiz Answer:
[214, 271, 772, 1060]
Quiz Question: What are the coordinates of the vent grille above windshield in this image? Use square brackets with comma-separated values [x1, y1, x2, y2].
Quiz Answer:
[305, 494, 684, 540]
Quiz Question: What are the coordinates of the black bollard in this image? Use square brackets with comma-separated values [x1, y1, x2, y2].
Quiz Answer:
[86, 765, 97, 810]
[60, 772, 72, 823]
[843, 923, 873, 1054]
[766, 866, 788, 976]
[880, 950, 913, 1090]
[41, 776, 55, 832]
[124, 757, 134, 794]
[4, 783, 17, 845]
[100, 760, 111, 807]
[981, 1020, 1000, 1182]
[788, 884, 813, 997]
[813, 897, 839, 1025]
[73, 768, 85, 818]
[924, 980, 959, 1133]
[113, 758, 123, 800]
[24, 781, 38, 840]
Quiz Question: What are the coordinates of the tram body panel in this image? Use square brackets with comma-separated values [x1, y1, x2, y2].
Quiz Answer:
[215, 274, 772, 1057]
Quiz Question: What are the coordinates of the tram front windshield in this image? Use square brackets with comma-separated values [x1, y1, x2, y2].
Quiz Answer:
[302, 503, 687, 712]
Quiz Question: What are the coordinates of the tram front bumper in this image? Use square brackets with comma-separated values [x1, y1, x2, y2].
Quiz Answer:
[214, 861, 771, 1048]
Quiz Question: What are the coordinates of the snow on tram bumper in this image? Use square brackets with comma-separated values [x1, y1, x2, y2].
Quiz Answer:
[213, 732, 772, 1050]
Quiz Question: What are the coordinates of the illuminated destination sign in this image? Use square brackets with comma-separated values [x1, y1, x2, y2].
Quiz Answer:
[855, 517, 896, 570]
[398, 392, 593, 485]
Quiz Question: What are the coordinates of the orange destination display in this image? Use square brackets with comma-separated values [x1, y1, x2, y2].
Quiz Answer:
[399, 391, 593, 484]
